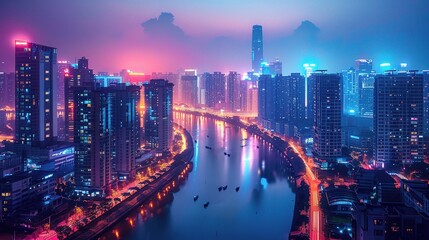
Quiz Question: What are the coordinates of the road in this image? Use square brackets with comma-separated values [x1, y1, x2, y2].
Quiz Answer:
[66, 125, 194, 240]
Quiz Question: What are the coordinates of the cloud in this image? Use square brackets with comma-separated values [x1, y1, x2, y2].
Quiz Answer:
[141, 12, 186, 40]
[293, 20, 320, 41]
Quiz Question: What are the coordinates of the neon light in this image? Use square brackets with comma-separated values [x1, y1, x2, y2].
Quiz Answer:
[400, 63, 407, 68]
[15, 41, 28, 46]
[380, 63, 391, 67]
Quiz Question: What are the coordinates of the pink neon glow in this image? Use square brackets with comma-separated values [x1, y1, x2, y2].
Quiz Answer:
[15, 41, 28, 46]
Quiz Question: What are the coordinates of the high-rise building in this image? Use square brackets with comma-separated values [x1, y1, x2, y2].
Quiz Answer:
[424, 71, 429, 137]
[252, 25, 263, 73]
[204, 72, 226, 110]
[258, 75, 275, 128]
[226, 71, 241, 112]
[312, 72, 342, 163]
[110, 84, 140, 180]
[64, 57, 94, 142]
[0, 72, 15, 108]
[355, 59, 373, 73]
[269, 59, 282, 75]
[144, 79, 174, 152]
[374, 72, 423, 167]
[73, 82, 141, 196]
[151, 72, 179, 103]
[15, 40, 57, 146]
[180, 69, 198, 107]
[286, 73, 306, 128]
[246, 84, 258, 114]
[342, 68, 359, 115]
[358, 72, 376, 118]
[56, 61, 71, 141]
[303, 63, 316, 121]
[73, 84, 112, 197]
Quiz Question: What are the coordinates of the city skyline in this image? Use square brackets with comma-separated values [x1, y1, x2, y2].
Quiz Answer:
[1, 1, 429, 74]
[2, 2, 429, 240]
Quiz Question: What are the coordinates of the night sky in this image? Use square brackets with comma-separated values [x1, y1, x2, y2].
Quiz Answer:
[1, 0, 429, 74]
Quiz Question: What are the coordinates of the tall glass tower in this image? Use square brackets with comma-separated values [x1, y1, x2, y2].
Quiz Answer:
[252, 25, 263, 73]
[15, 40, 57, 146]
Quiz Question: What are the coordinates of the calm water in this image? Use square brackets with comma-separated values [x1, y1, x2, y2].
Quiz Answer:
[102, 113, 296, 240]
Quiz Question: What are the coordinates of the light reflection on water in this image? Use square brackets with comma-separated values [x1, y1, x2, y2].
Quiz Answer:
[102, 114, 296, 240]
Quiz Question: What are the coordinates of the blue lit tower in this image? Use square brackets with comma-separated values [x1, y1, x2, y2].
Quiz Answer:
[312, 72, 342, 163]
[374, 72, 423, 167]
[64, 57, 95, 142]
[73, 84, 112, 197]
[144, 79, 174, 152]
[252, 25, 263, 73]
[15, 40, 57, 146]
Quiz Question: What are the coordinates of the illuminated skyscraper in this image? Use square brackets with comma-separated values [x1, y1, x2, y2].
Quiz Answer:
[303, 63, 316, 121]
[355, 59, 373, 73]
[342, 68, 359, 115]
[312, 72, 342, 163]
[226, 71, 241, 112]
[358, 72, 376, 118]
[15, 41, 57, 146]
[258, 74, 275, 128]
[424, 71, 429, 137]
[144, 79, 174, 152]
[73, 84, 112, 197]
[374, 72, 423, 167]
[252, 25, 263, 73]
[0, 72, 14, 108]
[204, 72, 226, 110]
[180, 69, 198, 107]
[64, 57, 94, 142]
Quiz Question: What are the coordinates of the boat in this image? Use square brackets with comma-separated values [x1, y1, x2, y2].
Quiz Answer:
[227, 154, 231, 157]
[223, 185, 228, 190]
[218, 186, 223, 192]
[224, 152, 227, 155]
[205, 146, 212, 150]
[257, 146, 260, 148]
[235, 187, 240, 192]
[207, 135, 209, 138]
[195, 140, 197, 143]
[204, 202, 210, 208]
[194, 195, 199, 201]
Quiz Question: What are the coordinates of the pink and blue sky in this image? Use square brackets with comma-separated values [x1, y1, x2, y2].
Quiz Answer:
[1, 0, 428, 74]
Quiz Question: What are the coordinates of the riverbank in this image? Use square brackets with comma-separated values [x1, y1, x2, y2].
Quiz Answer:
[65, 124, 194, 240]
[174, 110, 310, 239]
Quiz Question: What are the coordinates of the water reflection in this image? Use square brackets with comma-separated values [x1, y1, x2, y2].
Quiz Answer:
[101, 113, 296, 240]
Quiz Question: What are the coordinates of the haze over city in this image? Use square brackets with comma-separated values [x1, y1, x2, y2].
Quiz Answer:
[1, 0, 429, 73]
[1, 1, 429, 240]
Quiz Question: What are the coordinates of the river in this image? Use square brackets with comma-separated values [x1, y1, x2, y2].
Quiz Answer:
[100, 113, 296, 240]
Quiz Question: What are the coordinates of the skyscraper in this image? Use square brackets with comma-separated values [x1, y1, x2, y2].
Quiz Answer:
[64, 57, 95, 142]
[180, 69, 198, 107]
[286, 73, 306, 128]
[355, 59, 373, 74]
[423, 71, 429, 137]
[15, 41, 57, 146]
[312, 72, 342, 163]
[226, 71, 241, 112]
[144, 79, 174, 152]
[0, 72, 14, 108]
[358, 72, 376, 118]
[110, 84, 140, 180]
[204, 72, 226, 110]
[342, 68, 359, 115]
[74, 84, 112, 197]
[252, 25, 263, 73]
[258, 74, 275, 128]
[374, 72, 423, 167]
